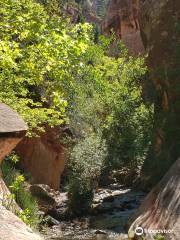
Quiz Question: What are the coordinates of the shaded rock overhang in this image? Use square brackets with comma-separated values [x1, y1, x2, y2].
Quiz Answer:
[0, 103, 28, 164]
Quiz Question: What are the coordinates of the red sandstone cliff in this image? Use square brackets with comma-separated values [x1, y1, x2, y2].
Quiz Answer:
[102, 0, 144, 54]
[16, 127, 67, 190]
[139, 0, 180, 186]
[128, 1, 180, 238]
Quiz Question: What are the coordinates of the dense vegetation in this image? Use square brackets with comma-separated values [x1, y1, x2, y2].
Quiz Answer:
[0, 0, 153, 215]
[66, 44, 153, 211]
[0, 0, 91, 133]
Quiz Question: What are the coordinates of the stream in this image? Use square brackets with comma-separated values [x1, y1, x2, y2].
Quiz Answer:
[43, 184, 146, 240]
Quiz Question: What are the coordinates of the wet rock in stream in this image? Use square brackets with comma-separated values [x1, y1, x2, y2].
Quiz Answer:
[42, 186, 146, 240]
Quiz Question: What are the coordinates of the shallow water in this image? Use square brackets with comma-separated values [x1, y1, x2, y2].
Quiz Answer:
[43, 186, 146, 240]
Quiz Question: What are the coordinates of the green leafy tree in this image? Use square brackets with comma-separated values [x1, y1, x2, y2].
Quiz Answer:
[66, 38, 153, 210]
[0, 0, 92, 133]
[103, 56, 153, 170]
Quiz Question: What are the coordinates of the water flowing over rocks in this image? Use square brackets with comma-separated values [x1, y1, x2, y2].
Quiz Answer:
[42, 185, 146, 240]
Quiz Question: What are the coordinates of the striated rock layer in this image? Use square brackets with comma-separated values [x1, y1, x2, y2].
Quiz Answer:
[0, 103, 27, 133]
[139, 0, 180, 186]
[129, 158, 180, 240]
[102, 0, 144, 54]
[16, 127, 67, 190]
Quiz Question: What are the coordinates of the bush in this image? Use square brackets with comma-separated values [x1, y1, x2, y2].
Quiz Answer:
[1, 153, 40, 228]
[67, 134, 107, 214]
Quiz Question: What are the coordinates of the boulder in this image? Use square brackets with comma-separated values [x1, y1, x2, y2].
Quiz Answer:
[0, 205, 42, 240]
[129, 158, 180, 240]
[30, 184, 57, 212]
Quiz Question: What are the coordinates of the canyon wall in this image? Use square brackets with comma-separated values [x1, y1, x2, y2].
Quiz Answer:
[129, 158, 180, 240]
[65, 0, 102, 25]
[65, 0, 144, 54]
[102, 0, 144, 54]
[101, 0, 180, 186]
[129, 1, 180, 238]
[139, 0, 180, 186]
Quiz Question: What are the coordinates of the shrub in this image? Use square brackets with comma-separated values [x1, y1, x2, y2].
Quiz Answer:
[154, 234, 166, 240]
[67, 134, 107, 214]
[1, 153, 40, 228]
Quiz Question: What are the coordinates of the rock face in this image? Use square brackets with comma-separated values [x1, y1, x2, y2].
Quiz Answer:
[16, 127, 67, 190]
[0, 103, 27, 133]
[102, 0, 144, 54]
[0, 103, 27, 164]
[82, 0, 102, 24]
[0, 103, 27, 209]
[139, 0, 180, 186]
[30, 184, 57, 212]
[0, 104, 43, 240]
[65, 0, 102, 25]
[129, 158, 180, 240]
[0, 171, 20, 213]
[0, 103, 27, 208]
[0, 205, 42, 240]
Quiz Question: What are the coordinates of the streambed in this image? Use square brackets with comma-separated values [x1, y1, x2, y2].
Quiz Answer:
[43, 185, 146, 240]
